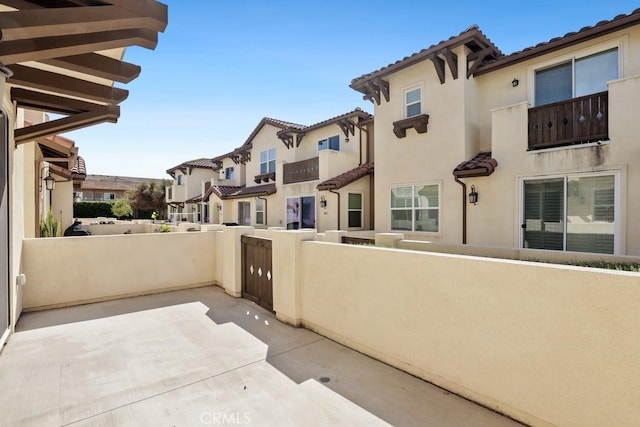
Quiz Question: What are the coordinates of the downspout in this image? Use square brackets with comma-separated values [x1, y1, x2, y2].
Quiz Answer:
[256, 196, 267, 226]
[454, 176, 467, 245]
[329, 189, 340, 230]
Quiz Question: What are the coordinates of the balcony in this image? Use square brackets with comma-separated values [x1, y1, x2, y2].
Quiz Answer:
[528, 91, 608, 150]
[283, 156, 319, 184]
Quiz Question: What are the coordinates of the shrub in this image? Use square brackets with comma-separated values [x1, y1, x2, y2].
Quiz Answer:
[40, 210, 61, 237]
[73, 201, 113, 218]
[111, 199, 133, 219]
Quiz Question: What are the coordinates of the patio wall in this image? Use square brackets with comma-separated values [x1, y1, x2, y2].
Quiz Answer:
[21, 231, 218, 310]
[270, 235, 640, 427]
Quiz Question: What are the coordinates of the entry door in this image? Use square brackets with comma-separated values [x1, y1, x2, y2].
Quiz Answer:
[523, 179, 564, 250]
[0, 111, 9, 345]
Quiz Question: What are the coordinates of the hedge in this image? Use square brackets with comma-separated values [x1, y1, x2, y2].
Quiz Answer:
[73, 201, 113, 218]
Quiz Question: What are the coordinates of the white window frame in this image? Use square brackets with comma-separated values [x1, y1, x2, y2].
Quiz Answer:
[519, 170, 621, 254]
[285, 195, 316, 230]
[260, 148, 276, 174]
[103, 193, 115, 201]
[255, 198, 265, 225]
[529, 38, 625, 107]
[176, 174, 183, 186]
[403, 85, 422, 118]
[347, 192, 363, 230]
[390, 183, 440, 233]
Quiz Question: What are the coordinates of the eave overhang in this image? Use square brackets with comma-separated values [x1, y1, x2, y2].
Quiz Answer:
[0, 0, 167, 143]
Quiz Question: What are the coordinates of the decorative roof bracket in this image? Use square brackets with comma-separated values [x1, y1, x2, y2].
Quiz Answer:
[337, 118, 356, 137]
[467, 47, 495, 78]
[362, 78, 389, 105]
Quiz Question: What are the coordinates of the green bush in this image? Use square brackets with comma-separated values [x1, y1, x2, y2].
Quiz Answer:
[111, 199, 133, 219]
[39, 210, 62, 237]
[73, 201, 113, 218]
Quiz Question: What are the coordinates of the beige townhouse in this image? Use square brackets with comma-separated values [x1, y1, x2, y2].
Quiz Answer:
[0, 0, 167, 347]
[166, 157, 222, 222]
[351, 8, 640, 256]
[190, 110, 374, 231]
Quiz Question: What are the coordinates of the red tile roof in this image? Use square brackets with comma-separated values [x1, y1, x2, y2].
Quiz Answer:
[351, 26, 501, 90]
[71, 155, 86, 176]
[206, 183, 277, 200]
[317, 162, 374, 191]
[475, 8, 640, 75]
[453, 152, 498, 177]
[166, 158, 219, 176]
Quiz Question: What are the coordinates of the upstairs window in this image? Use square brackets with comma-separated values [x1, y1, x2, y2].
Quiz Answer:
[535, 48, 618, 106]
[176, 174, 183, 185]
[318, 135, 340, 151]
[405, 87, 422, 118]
[260, 148, 276, 174]
[225, 166, 235, 180]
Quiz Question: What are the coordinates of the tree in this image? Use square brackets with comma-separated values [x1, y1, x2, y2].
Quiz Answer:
[127, 181, 168, 219]
[111, 199, 133, 219]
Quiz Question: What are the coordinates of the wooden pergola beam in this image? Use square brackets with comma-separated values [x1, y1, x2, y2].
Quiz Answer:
[0, 28, 157, 64]
[9, 64, 129, 104]
[40, 53, 141, 83]
[15, 106, 120, 144]
[11, 87, 105, 115]
[467, 47, 495, 78]
[0, 6, 165, 42]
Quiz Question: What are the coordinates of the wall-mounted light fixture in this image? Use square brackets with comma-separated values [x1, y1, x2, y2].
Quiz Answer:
[215, 202, 222, 211]
[39, 167, 56, 192]
[468, 185, 478, 205]
[320, 195, 327, 208]
[511, 78, 519, 87]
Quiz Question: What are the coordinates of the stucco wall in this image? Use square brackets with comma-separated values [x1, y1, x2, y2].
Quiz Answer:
[21, 231, 217, 310]
[295, 240, 640, 427]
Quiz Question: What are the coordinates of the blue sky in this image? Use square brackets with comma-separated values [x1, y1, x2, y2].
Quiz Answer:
[66, 1, 640, 179]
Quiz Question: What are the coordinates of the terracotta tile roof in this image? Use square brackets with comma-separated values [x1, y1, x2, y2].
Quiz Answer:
[207, 183, 277, 200]
[351, 26, 501, 90]
[240, 117, 306, 149]
[71, 155, 86, 177]
[166, 158, 219, 176]
[302, 108, 373, 133]
[475, 8, 640, 76]
[453, 152, 498, 177]
[81, 175, 166, 191]
[317, 162, 374, 191]
[185, 194, 203, 204]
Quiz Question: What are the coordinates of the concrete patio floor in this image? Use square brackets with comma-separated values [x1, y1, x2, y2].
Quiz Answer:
[0, 286, 524, 426]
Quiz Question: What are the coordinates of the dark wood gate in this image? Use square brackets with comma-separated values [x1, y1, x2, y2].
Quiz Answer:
[241, 235, 273, 312]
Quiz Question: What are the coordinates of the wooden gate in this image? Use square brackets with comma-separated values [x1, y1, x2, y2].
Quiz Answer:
[241, 235, 273, 312]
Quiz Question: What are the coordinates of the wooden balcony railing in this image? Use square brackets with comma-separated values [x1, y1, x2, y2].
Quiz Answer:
[528, 91, 608, 150]
[283, 156, 319, 184]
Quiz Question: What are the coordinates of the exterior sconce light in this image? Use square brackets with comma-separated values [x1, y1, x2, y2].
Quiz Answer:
[215, 202, 222, 211]
[320, 195, 327, 208]
[468, 185, 478, 205]
[40, 167, 56, 192]
[511, 78, 519, 87]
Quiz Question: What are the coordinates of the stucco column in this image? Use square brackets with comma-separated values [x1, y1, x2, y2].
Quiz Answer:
[222, 226, 255, 297]
[271, 229, 316, 327]
[375, 232, 404, 248]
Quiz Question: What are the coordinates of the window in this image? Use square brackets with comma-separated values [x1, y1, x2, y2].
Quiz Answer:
[391, 184, 439, 232]
[535, 48, 618, 106]
[523, 174, 616, 254]
[405, 87, 422, 118]
[103, 193, 116, 201]
[238, 201, 251, 225]
[318, 135, 340, 151]
[225, 166, 235, 180]
[348, 193, 363, 228]
[260, 148, 276, 174]
[177, 174, 183, 185]
[286, 196, 315, 229]
[256, 198, 265, 225]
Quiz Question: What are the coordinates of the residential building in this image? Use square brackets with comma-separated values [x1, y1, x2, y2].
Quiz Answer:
[76, 174, 166, 202]
[350, 8, 640, 256]
[0, 1, 167, 347]
[165, 158, 221, 222]
[176, 109, 375, 231]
